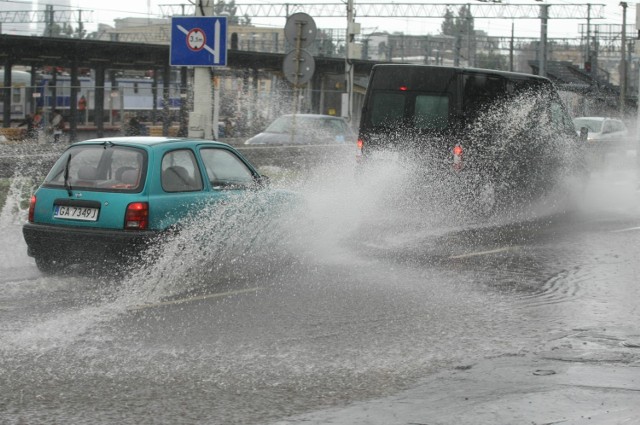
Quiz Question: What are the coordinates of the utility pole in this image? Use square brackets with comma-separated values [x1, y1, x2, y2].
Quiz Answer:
[454, 32, 461, 67]
[620, 1, 627, 118]
[467, 15, 472, 67]
[539, 4, 549, 77]
[585, 4, 591, 75]
[636, 0, 640, 171]
[77, 10, 84, 38]
[345, 0, 358, 123]
[509, 21, 514, 72]
[46, 5, 54, 37]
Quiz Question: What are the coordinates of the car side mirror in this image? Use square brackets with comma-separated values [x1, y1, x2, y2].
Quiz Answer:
[579, 127, 588, 141]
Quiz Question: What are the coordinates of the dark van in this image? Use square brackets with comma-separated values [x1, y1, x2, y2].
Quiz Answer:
[357, 64, 583, 214]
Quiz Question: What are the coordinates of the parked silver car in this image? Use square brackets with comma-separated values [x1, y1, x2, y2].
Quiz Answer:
[245, 114, 356, 145]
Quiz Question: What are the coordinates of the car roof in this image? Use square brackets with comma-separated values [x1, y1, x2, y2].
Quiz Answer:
[75, 136, 232, 148]
[276, 114, 345, 120]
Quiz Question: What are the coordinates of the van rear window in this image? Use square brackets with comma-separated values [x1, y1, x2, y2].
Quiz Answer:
[415, 95, 449, 130]
[370, 92, 449, 130]
[371, 93, 404, 126]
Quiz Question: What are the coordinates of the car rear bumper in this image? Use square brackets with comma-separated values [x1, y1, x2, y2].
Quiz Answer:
[22, 222, 160, 263]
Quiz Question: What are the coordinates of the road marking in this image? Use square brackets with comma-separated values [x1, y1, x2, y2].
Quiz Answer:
[128, 287, 263, 311]
[449, 246, 516, 259]
[610, 226, 640, 233]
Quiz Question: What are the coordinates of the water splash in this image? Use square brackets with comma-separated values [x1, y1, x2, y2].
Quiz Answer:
[0, 174, 32, 227]
[120, 189, 301, 306]
[0, 91, 595, 352]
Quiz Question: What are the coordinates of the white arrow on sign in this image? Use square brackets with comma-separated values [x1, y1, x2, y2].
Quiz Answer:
[177, 20, 221, 64]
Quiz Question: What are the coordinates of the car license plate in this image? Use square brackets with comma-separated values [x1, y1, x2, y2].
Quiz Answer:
[54, 205, 99, 221]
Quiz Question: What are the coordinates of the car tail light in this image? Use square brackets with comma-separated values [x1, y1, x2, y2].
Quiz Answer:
[452, 144, 464, 171]
[125, 202, 148, 230]
[356, 138, 364, 157]
[28, 195, 36, 222]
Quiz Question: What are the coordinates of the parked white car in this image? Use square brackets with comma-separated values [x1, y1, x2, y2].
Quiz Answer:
[572, 117, 629, 144]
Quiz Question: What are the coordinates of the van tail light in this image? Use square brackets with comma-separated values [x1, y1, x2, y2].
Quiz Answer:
[28, 195, 36, 222]
[125, 202, 149, 230]
[356, 138, 364, 157]
[452, 144, 464, 171]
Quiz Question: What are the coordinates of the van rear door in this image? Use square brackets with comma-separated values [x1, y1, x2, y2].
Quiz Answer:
[359, 65, 458, 153]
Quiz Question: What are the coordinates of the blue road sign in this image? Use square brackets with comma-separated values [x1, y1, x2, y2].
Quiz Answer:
[170, 16, 227, 66]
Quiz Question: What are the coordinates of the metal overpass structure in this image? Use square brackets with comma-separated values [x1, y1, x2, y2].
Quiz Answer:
[0, 9, 93, 24]
[159, 2, 605, 20]
[0, 34, 379, 139]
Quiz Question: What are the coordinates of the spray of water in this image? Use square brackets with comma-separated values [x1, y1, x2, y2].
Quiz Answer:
[120, 189, 301, 303]
[0, 90, 612, 352]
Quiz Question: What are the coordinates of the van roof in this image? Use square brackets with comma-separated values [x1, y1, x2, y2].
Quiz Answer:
[371, 64, 550, 83]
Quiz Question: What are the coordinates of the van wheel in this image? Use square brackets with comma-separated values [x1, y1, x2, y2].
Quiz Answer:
[34, 257, 60, 274]
[475, 180, 497, 218]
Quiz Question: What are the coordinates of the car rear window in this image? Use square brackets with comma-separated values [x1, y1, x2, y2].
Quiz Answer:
[43, 145, 146, 192]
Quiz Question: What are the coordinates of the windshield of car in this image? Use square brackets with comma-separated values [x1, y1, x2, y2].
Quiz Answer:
[573, 118, 603, 133]
[43, 144, 146, 192]
[265, 116, 347, 136]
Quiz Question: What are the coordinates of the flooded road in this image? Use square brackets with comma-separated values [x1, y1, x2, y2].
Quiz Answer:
[1, 151, 639, 424]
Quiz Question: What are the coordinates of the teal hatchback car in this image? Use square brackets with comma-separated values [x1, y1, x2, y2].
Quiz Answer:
[23, 137, 273, 273]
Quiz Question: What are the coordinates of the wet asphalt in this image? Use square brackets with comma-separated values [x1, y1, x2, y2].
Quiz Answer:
[1, 149, 639, 424]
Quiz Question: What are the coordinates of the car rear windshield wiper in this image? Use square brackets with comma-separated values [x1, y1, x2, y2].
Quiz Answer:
[63, 153, 73, 196]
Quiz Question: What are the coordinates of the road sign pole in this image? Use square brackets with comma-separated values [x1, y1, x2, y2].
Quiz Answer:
[283, 13, 317, 130]
[189, 4, 214, 139]
[290, 22, 300, 143]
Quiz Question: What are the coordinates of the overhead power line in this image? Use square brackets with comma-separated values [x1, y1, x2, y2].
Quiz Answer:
[159, 2, 605, 20]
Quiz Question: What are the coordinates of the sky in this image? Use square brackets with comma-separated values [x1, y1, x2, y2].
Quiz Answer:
[1, 0, 637, 41]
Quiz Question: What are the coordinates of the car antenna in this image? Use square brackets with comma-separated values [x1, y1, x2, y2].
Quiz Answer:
[63, 153, 73, 196]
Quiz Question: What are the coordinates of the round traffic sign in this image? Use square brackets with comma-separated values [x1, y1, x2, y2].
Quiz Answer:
[186, 28, 206, 51]
[283, 49, 315, 86]
[284, 13, 317, 48]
